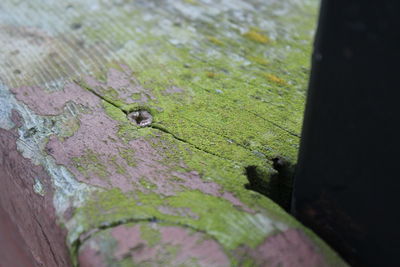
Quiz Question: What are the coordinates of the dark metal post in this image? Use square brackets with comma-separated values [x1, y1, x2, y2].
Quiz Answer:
[292, 0, 400, 266]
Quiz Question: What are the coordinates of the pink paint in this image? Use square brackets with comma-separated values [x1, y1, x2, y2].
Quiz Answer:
[39, 89, 216, 195]
[104, 224, 229, 266]
[171, 170, 220, 195]
[160, 226, 230, 267]
[79, 246, 107, 267]
[172, 170, 253, 212]
[0, 203, 37, 267]
[12, 69, 252, 211]
[11, 82, 100, 116]
[222, 192, 253, 213]
[42, 103, 175, 193]
[10, 108, 23, 128]
[45, 106, 250, 201]
[251, 229, 328, 267]
[111, 225, 158, 263]
[0, 127, 71, 266]
[84, 65, 153, 104]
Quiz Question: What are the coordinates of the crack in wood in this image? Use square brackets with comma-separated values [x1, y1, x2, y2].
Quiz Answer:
[33, 216, 60, 267]
[76, 80, 241, 164]
[149, 123, 236, 163]
[74, 216, 220, 264]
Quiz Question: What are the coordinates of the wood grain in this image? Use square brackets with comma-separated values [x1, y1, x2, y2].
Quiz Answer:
[0, 0, 348, 266]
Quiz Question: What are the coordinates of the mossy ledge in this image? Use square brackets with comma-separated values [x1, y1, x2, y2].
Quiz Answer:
[0, 0, 347, 266]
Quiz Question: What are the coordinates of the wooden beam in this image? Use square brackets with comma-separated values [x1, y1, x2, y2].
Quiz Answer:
[1, 0, 347, 266]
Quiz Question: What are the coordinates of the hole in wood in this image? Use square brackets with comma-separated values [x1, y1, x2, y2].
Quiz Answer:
[128, 110, 152, 127]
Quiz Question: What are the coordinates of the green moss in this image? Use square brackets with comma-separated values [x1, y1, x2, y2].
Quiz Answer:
[240, 258, 256, 267]
[139, 178, 158, 190]
[108, 155, 126, 175]
[72, 149, 110, 180]
[140, 224, 161, 247]
[102, 101, 128, 122]
[131, 92, 142, 100]
[75, 165, 85, 173]
[178, 258, 200, 267]
[118, 147, 137, 167]
[164, 245, 180, 259]
[118, 258, 137, 267]
[74, 3, 323, 255]
[5, 0, 346, 265]
[116, 123, 140, 142]
[72, 188, 290, 251]
[59, 117, 81, 137]
[101, 100, 153, 142]
[64, 1, 342, 265]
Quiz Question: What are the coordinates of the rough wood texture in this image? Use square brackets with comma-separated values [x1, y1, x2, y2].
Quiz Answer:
[1, 0, 347, 266]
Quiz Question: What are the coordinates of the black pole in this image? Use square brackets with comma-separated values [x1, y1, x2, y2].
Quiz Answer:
[292, 0, 400, 266]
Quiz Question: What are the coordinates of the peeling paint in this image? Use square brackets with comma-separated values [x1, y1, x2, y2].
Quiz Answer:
[0, 83, 94, 218]
[33, 178, 45, 196]
[0, 0, 347, 266]
[80, 222, 231, 266]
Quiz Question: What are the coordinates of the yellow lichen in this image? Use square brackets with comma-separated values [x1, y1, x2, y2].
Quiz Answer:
[248, 56, 269, 66]
[184, 0, 198, 5]
[206, 72, 217, 78]
[207, 36, 224, 46]
[243, 30, 270, 44]
[265, 73, 287, 86]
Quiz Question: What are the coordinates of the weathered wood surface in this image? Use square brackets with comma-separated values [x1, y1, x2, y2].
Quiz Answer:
[0, 0, 347, 266]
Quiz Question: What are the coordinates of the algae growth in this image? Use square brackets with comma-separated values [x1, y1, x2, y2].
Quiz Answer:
[1, 0, 347, 266]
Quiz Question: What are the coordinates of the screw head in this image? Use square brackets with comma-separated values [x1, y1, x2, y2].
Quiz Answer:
[128, 110, 152, 127]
